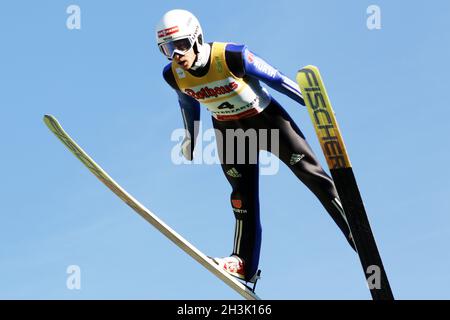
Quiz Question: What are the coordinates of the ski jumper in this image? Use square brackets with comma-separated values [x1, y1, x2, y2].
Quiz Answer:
[163, 42, 356, 281]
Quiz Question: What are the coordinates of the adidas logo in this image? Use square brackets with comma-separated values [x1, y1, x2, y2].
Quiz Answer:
[290, 153, 305, 165]
[226, 168, 242, 178]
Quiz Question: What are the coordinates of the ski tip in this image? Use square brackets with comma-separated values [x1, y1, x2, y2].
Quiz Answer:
[297, 65, 319, 73]
[43, 115, 63, 134]
[43, 114, 58, 126]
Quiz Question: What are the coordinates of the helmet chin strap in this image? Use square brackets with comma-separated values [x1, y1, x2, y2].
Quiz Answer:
[190, 42, 211, 70]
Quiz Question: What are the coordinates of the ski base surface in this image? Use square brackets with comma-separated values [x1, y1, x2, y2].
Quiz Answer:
[43, 114, 260, 300]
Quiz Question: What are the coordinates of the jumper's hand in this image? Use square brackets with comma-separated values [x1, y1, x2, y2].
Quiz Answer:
[180, 137, 193, 161]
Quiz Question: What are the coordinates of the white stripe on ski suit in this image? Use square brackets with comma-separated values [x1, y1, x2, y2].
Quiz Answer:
[234, 220, 243, 255]
[332, 197, 357, 247]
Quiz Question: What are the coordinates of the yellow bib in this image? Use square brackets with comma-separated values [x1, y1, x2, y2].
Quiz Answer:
[171, 42, 271, 121]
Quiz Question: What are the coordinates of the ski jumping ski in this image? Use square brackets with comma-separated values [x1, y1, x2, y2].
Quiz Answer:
[296, 66, 394, 300]
[43, 115, 260, 300]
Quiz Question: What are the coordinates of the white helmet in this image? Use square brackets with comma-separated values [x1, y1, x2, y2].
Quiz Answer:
[155, 9, 204, 59]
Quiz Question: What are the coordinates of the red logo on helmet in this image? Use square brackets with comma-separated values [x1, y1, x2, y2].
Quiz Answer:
[231, 199, 242, 209]
[158, 26, 180, 38]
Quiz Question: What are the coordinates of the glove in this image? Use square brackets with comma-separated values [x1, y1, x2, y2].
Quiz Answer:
[180, 137, 193, 161]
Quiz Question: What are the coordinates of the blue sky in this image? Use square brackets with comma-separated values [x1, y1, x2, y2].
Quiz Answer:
[1, 0, 449, 299]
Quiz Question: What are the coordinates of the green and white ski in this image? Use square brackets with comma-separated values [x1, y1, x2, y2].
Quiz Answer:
[43, 115, 260, 300]
[296, 66, 394, 300]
